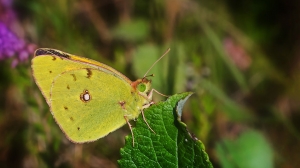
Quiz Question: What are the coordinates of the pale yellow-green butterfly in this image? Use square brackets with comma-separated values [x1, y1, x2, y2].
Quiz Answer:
[31, 48, 169, 145]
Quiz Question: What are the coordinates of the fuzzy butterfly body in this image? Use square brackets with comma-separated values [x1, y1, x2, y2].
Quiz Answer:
[31, 48, 153, 143]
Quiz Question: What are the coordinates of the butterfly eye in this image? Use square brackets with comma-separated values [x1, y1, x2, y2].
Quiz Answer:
[137, 83, 146, 92]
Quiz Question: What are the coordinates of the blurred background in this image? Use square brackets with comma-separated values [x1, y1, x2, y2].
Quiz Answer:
[0, 0, 299, 167]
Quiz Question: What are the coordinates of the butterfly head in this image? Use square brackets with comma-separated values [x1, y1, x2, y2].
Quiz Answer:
[131, 78, 151, 97]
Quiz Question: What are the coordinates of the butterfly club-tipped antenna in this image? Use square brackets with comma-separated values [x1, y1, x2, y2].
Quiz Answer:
[143, 48, 171, 78]
[142, 74, 155, 81]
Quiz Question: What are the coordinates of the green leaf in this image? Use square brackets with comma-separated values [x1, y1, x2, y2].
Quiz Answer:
[216, 130, 274, 168]
[118, 92, 213, 168]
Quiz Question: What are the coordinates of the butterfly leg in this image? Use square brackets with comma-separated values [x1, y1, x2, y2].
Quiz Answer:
[147, 89, 169, 100]
[124, 116, 135, 147]
[141, 106, 156, 134]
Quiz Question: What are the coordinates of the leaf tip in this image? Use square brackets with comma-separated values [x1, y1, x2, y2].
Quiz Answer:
[176, 92, 194, 121]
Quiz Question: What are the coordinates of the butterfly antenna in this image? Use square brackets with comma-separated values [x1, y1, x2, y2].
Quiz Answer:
[143, 48, 170, 78]
[142, 74, 154, 81]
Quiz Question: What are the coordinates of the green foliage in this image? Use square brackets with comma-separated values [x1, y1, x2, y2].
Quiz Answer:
[119, 92, 213, 168]
[216, 130, 274, 168]
[198, 78, 252, 121]
[112, 20, 150, 41]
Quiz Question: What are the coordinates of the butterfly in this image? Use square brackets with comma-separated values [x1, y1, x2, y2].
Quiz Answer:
[31, 48, 169, 145]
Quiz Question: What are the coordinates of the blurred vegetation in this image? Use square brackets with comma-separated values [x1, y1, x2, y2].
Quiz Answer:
[0, 0, 300, 167]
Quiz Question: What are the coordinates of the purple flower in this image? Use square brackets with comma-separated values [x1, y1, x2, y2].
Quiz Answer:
[0, 0, 36, 67]
[0, 22, 36, 67]
[0, 22, 27, 59]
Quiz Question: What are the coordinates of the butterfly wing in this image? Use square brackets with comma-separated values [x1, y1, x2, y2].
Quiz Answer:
[32, 48, 151, 142]
[50, 68, 145, 143]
